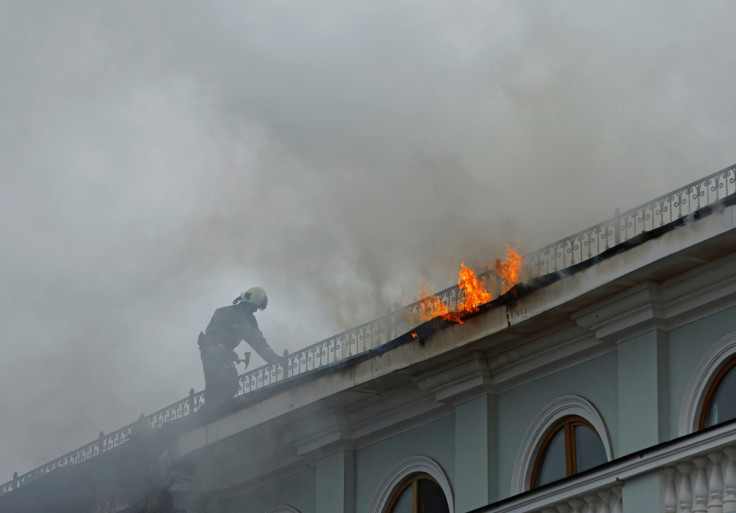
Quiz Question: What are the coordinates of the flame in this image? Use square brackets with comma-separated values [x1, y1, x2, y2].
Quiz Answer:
[455, 262, 492, 313]
[415, 280, 451, 322]
[414, 262, 492, 325]
[411, 332, 418, 339]
[494, 245, 523, 293]
[412, 245, 523, 326]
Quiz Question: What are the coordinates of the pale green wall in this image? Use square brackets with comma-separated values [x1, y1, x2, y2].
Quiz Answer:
[617, 330, 668, 454]
[220, 307, 736, 512]
[667, 305, 736, 437]
[223, 466, 316, 513]
[496, 351, 618, 499]
[355, 414, 455, 513]
[454, 395, 497, 511]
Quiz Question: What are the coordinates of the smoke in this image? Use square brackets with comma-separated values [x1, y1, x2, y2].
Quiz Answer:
[2, 0, 736, 478]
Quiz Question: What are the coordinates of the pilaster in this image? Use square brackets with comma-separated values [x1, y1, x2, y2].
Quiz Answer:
[316, 450, 355, 513]
[617, 330, 669, 455]
[454, 394, 497, 512]
[416, 353, 497, 511]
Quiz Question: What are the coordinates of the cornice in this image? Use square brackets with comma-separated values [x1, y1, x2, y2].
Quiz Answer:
[280, 409, 352, 457]
[569, 254, 736, 344]
[487, 331, 611, 394]
[347, 385, 450, 444]
[572, 282, 665, 342]
[414, 353, 493, 405]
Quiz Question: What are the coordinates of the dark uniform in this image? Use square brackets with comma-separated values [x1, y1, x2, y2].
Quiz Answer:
[198, 303, 283, 404]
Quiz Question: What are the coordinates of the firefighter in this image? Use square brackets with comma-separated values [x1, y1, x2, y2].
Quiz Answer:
[198, 287, 288, 405]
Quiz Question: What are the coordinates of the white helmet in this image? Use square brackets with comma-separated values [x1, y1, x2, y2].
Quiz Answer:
[237, 286, 268, 310]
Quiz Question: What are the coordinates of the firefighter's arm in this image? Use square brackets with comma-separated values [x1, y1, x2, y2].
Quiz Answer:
[242, 324, 283, 365]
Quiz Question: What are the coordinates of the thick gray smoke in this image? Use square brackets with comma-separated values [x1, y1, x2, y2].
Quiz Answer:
[1, 0, 735, 479]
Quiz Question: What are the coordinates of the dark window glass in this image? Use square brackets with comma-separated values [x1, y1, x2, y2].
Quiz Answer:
[535, 426, 566, 487]
[704, 361, 736, 428]
[387, 474, 449, 513]
[531, 416, 608, 489]
[418, 478, 450, 513]
[574, 424, 607, 473]
[390, 486, 412, 513]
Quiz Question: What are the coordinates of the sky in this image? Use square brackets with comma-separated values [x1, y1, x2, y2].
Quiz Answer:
[1, 0, 736, 479]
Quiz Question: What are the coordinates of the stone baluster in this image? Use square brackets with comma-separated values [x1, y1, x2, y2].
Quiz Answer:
[678, 463, 694, 513]
[610, 485, 623, 513]
[583, 494, 599, 513]
[708, 452, 725, 513]
[694, 457, 710, 513]
[723, 448, 736, 513]
[664, 467, 679, 513]
[597, 490, 611, 513]
[568, 498, 585, 513]
[555, 502, 571, 513]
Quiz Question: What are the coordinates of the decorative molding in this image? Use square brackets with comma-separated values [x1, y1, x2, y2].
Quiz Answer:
[573, 282, 665, 342]
[264, 506, 300, 513]
[367, 455, 454, 513]
[414, 354, 492, 405]
[678, 330, 736, 436]
[349, 389, 450, 444]
[482, 422, 736, 513]
[510, 395, 613, 495]
[488, 331, 609, 395]
[280, 409, 353, 457]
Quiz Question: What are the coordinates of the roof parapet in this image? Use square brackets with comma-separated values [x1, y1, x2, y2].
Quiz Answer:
[3, 163, 736, 496]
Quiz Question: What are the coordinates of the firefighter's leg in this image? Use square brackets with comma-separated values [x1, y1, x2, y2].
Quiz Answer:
[224, 359, 239, 398]
[202, 349, 236, 404]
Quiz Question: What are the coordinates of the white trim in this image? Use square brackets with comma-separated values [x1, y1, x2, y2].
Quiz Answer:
[678, 331, 736, 436]
[264, 506, 300, 513]
[510, 395, 613, 495]
[482, 421, 736, 513]
[367, 455, 454, 513]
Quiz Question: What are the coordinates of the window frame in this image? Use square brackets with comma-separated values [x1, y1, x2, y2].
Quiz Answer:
[678, 331, 736, 436]
[367, 456, 454, 513]
[384, 472, 447, 513]
[698, 355, 736, 430]
[510, 395, 613, 495]
[529, 415, 604, 489]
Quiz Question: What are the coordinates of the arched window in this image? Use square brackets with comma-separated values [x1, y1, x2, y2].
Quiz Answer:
[678, 332, 736, 435]
[368, 456, 454, 513]
[385, 473, 450, 513]
[699, 356, 736, 429]
[531, 416, 607, 488]
[511, 396, 613, 494]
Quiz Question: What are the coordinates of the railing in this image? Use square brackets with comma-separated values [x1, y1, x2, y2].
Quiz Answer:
[525, 164, 736, 276]
[3, 163, 736, 496]
[478, 422, 736, 513]
[0, 425, 135, 495]
[534, 484, 623, 513]
[662, 448, 736, 513]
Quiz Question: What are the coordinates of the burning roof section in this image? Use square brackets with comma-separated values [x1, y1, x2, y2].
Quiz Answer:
[2, 163, 736, 496]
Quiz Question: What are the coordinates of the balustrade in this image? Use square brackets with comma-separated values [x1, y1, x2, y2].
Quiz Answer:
[3, 163, 736, 497]
[664, 447, 736, 513]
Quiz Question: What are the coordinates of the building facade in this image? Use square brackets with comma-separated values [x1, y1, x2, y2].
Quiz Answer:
[2, 164, 736, 513]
